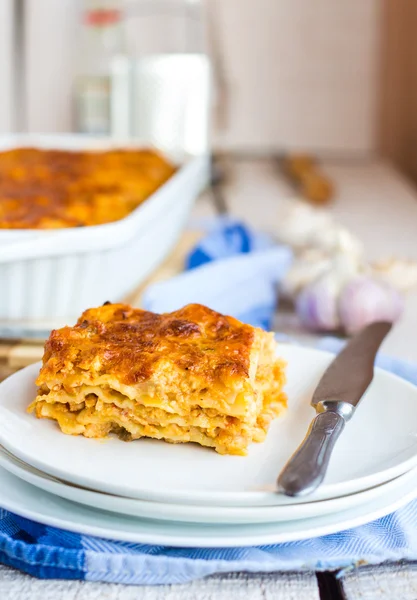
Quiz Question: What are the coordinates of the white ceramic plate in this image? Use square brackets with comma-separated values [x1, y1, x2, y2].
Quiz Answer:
[1, 346, 417, 507]
[1, 446, 416, 524]
[1, 465, 417, 547]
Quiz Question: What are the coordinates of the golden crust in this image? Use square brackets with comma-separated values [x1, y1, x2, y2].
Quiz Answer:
[37, 303, 257, 388]
[0, 147, 175, 229]
[31, 303, 287, 455]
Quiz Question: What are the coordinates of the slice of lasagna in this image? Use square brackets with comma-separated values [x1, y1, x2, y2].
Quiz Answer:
[29, 303, 287, 455]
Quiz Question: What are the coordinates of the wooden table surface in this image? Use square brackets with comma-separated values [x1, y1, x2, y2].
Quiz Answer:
[2, 158, 417, 599]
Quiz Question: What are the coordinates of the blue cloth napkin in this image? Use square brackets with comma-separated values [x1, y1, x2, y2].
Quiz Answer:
[1, 221, 417, 585]
[142, 220, 292, 330]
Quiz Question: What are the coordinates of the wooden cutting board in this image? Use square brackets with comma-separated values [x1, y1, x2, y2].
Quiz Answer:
[0, 229, 203, 380]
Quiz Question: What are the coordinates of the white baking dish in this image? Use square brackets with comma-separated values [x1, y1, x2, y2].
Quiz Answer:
[0, 135, 209, 330]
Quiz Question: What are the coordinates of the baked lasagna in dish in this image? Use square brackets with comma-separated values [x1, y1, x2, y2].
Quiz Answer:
[29, 303, 287, 455]
[0, 147, 175, 229]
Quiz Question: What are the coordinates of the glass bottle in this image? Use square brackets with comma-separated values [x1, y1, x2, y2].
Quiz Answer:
[110, 0, 211, 157]
[74, 0, 126, 135]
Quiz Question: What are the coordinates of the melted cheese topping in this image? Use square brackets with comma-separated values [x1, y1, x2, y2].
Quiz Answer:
[0, 147, 175, 229]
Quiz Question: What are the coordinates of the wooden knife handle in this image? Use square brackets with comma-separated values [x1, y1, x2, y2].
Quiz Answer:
[277, 411, 346, 497]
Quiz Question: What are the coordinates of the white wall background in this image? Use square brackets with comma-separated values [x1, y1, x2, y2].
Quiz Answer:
[0, 0, 382, 155]
[0, 0, 15, 132]
[25, 0, 79, 133]
[213, 0, 381, 155]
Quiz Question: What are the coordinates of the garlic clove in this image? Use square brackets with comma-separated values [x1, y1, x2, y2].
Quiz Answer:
[275, 199, 364, 260]
[296, 275, 340, 331]
[371, 258, 417, 292]
[309, 226, 364, 258]
[281, 249, 331, 299]
[294, 253, 365, 331]
[338, 276, 404, 335]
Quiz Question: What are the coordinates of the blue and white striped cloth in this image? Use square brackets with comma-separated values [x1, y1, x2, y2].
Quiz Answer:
[1, 220, 417, 585]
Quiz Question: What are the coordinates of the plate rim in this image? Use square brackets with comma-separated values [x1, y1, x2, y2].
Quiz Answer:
[0, 464, 417, 547]
[0, 446, 416, 525]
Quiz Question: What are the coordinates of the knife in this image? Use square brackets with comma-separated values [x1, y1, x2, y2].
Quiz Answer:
[277, 321, 392, 497]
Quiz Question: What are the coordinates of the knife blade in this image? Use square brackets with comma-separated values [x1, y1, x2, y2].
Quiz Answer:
[277, 321, 392, 497]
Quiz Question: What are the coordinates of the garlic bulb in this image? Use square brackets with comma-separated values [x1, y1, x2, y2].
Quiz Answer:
[339, 276, 404, 334]
[283, 243, 366, 301]
[295, 255, 359, 331]
[372, 258, 417, 292]
[277, 199, 409, 335]
[296, 273, 340, 331]
[295, 258, 404, 333]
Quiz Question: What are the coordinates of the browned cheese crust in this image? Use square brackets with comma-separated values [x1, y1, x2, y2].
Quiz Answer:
[38, 303, 256, 386]
[0, 148, 175, 228]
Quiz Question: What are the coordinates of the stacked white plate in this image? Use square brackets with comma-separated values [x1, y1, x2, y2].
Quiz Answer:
[0, 345, 417, 547]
